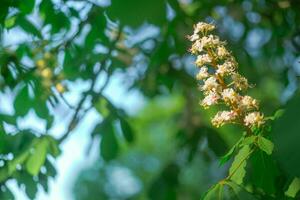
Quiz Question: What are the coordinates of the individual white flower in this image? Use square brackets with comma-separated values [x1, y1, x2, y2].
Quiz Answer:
[216, 60, 236, 76]
[201, 91, 220, 108]
[201, 76, 220, 92]
[190, 40, 203, 54]
[201, 35, 222, 48]
[221, 88, 239, 104]
[211, 110, 238, 127]
[216, 46, 229, 58]
[189, 33, 199, 42]
[244, 112, 265, 127]
[231, 73, 249, 90]
[195, 54, 212, 66]
[194, 22, 215, 34]
[239, 96, 259, 110]
[196, 67, 209, 80]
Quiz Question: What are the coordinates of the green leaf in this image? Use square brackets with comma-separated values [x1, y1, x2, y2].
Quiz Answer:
[95, 98, 110, 118]
[107, 0, 166, 27]
[0, 185, 14, 200]
[46, 136, 61, 157]
[19, 0, 35, 14]
[4, 16, 16, 29]
[85, 8, 108, 47]
[99, 121, 119, 161]
[26, 138, 49, 176]
[257, 136, 274, 155]
[40, 0, 70, 34]
[249, 151, 278, 194]
[220, 137, 243, 166]
[225, 181, 257, 200]
[14, 85, 31, 116]
[273, 92, 300, 177]
[119, 118, 134, 143]
[266, 109, 285, 121]
[8, 151, 30, 174]
[285, 177, 300, 198]
[241, 136, 256, 146]
[229, 145, 251, 185]
[201, 184, 223, 200]
[16, 16, 42, 38]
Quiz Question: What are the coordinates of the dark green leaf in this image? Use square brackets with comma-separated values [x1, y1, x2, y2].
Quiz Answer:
[14, 85, 31, 116]
[273, 92, 300, 177]
[16, 16, 42, 38]
[220, 137, 243, 166]
[119, 118, 134, 143]
[107, 0, 166, 27]
[19, 0, 35, 14]
[99, 121, 119, 161]
[249, 151, 278, 194]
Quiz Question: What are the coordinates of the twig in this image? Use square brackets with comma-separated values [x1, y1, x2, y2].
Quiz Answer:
[58, 25, 124, 143]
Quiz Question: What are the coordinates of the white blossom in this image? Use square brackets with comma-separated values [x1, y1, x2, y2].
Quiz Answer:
[194, 22, 215, 34]
[196, 67, 209, 80]
[244, 112, 265, 127]
[212, 110, 238, 127]
[216, 60, 236, 76]
[201, 91, 220, 108]
[195, 54, 212, 66]
[221, 88, 239, 104]
[231, 73, 249, 90]
[216, 46, 229, 58]
[201, 77, 220, 92]
[240, 96, 259, 110]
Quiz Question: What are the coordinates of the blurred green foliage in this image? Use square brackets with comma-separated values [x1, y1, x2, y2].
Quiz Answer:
[0, 0, 300, 199]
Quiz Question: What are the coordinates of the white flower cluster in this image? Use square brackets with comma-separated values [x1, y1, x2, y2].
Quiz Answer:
[189, 22, 265, 128]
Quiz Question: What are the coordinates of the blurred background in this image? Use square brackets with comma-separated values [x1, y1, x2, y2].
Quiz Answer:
[0, 0, 300, 199]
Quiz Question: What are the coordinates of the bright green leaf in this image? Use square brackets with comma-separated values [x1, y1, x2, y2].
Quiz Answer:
[26, 138, 49, 176]
[201, 184, 223, 200]
[285, 177, 300, 198]
[229, 145, 251, 185]
[257, 136, 274, 155]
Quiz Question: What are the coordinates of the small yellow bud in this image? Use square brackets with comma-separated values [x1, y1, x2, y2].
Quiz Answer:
[41, 68, 52, 78]
[36, 59, 46, 69]
[55, 83, 65, 93]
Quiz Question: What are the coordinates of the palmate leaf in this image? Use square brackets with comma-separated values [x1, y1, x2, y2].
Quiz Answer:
[229, 145, 251, 185]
